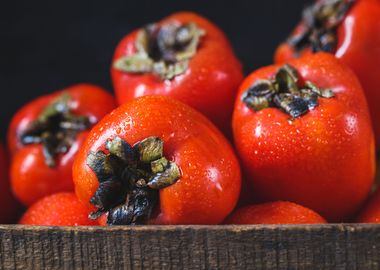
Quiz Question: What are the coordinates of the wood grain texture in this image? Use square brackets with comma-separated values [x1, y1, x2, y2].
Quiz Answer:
[0, 224, 379, 270]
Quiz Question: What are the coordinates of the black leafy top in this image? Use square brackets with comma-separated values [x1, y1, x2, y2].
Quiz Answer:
[87, 136, 181, 225]
[113, 22, 205, 80]
[242, 64, 334, 118]
[288, 0, 355, 54]
[21, 93, 91, 167]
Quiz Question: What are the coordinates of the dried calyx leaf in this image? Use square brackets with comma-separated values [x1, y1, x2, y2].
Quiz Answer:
[242, 64, 334, 118]
[113, 22, 205, 80]
[287, 0, 356, 53]
[87, 136, 181, 225]
[20, 93, 91, 167]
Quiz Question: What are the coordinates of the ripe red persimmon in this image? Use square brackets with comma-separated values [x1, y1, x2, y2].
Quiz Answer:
[233, 53, 375, 222]
[73, 96, 241, 225]
[275, 0, 380, 148]
[225, 201, 327, 224]
[19, 192, 98, 226]
[356, 189, 380, 223]
[8, 84, 116, 206]
[111, 12, 243, 135]
[0, 143, 21, 223]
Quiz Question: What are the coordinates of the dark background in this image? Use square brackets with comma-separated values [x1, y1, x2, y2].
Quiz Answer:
[0, 0, 309, 139]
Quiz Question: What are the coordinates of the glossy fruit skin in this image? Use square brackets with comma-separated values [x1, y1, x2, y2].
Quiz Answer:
[225, 201, 327, 224]
[233, 53, 375, 222]
[356, 189, 380, 223]
[73, 96, 241, 225]
[19, 192, 98, 226]
[8, 84, 116, 206]
[111, 12, 243, 135]
[275, 0, 380, 148]
[0, 143, 21, 223]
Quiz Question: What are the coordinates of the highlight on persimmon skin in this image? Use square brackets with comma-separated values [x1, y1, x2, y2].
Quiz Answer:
[19, 193, 98, 226]
[224, 201, 327, 225]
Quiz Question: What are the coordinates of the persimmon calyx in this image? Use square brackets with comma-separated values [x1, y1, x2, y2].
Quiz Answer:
[21, 93, 91, 167]
[242, 64, 334, 118]
[288, 0, 355, 53]
[86, 136, 181, 225]
[113, 22, 205, 80]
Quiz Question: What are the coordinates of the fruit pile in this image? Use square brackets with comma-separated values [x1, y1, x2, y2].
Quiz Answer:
[2, 0, 380, 226]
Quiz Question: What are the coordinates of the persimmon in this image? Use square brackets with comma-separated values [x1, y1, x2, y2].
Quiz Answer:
[111, 12, 243, 135]
[233, 53, 374, 222]
[73, 96, 241, 225]
[225, 201, 327, 224]
[8, 84, 116, 206]
[20, 193, 98, 226]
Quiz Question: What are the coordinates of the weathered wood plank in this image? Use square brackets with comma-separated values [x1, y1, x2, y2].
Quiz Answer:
[0, 224, 379, 270]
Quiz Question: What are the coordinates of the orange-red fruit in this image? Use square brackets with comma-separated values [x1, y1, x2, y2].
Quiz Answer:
[8, 84, 116, 206]
[233, 53, 375, 222]
[19, 193, 97, 226]
[73, 96, 241, 225]
[225, 201, 327, 225]
[112, 12, 243, 135]
[356, 189, 380, 223]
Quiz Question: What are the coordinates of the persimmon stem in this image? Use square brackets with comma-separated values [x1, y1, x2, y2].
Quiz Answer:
[21, 93, 90, 167]
[288, 0, 356, 54]
[87, 136, 181, 225]
[242, 64, 334, 118]
[113, 22, 205, 80]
